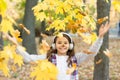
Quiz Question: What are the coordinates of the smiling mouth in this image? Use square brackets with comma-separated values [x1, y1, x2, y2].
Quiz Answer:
[59, 47, 67, 50]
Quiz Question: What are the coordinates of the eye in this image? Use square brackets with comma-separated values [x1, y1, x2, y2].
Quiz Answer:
[57, 41, 62, 44]
[64, 42, 69, 44]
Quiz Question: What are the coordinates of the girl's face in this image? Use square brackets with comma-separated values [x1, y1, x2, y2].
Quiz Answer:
[55, 36, 70, 55]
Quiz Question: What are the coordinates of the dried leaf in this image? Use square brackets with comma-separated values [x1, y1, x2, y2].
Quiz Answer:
[19, 24, 30, 34]
[83, 50, 95, 54]
[97, 16, 108, 24]
[96, 59, 102, 64]
[103, 49, 112, 58]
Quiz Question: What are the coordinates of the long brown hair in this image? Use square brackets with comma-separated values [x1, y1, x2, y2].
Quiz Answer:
[47, 33, 75, 66]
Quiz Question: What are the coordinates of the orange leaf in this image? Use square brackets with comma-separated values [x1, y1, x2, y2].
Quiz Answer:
[19, 24, 30, 34]
[97, 16, 108, 24]
[96, 59, 102, 64]
[72, 63, 77, 69]
[83, 50, 95, 54]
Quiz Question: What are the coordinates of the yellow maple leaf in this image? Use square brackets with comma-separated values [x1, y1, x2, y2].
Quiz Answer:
[0, 62, 10, 77]
[66, 20, 79, 33]
[77, 32, 97, 44]
[30, 59, 58, 80]
[44, 0, 58, 10]
[112, 0, 120, 13]
[13, 53, 24, 67]
[0, 0, 7, 16]
[11, 30, 22, 43]
[47, 19, 65, 32]
[35, 12, 46, 21]
[3, 45, 16, 59]
[0, 18, 14, 33]
[39, 40, 50, 54]
[55, 1, 65, 14]
[0, 51, 10, 77]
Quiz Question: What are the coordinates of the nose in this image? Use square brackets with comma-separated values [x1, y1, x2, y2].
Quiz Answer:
[61, 44, 65, 47]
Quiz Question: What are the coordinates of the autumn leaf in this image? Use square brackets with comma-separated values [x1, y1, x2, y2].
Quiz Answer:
[0, 61, 10, 77]
[103, 49, 112, 58]
[97, 16, 108, 24]
[39, 40, 50, 54]
[77, 32, 97, 44]
[96, 59, 102, 64]
[72, 63, 77, 69]
[66, 63, 77, 75]
[11, 30, 23, 43]
[13, 53, 24, 67]
[83, 50, 95, 54]
[112, 0, 120, 13]
[77, 27, 87, 33]
[19, 24, 30, 35]
[0, 0, 7, 16]
[3, 45, 16, 59]
[2, 45, 24, 67]
[66, 20, 79, 33]
[30, 59, 58, 80]
[0, 18, 14, 33]
[55, 1, 65, 14]
[0, 51, 10, 77]
[47, 19, 66, 33]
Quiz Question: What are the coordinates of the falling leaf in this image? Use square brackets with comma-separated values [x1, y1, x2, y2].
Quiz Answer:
[77, 27, 87, 33]
[13, 53, 24, 67]
[11, 30, 22, 43]
[77, 32, 97, 44]
[72, 63, 77, 69]
[66, 63, 77, 75]
[97, 16, 108, 24]
[96, 59, 102, 64]
[83, 50, 95, 54]
[30, 59, 58, 80]
[103, 49, 112, 58]
[0, 51, 10, 77]
[39, 40, 50, 54]
[19, 24, 30, 34]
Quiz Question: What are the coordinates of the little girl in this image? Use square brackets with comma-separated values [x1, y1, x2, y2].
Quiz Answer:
[6, 22, 110, 80]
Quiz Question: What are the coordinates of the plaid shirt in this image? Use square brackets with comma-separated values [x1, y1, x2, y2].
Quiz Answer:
[50, 54, 79, 80]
